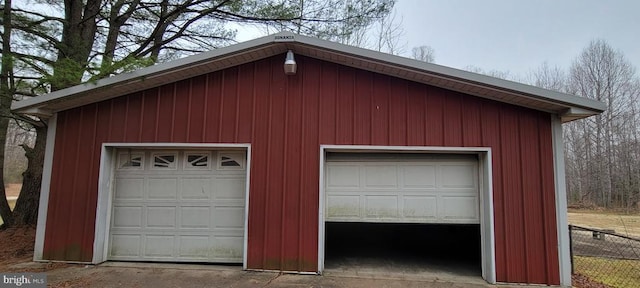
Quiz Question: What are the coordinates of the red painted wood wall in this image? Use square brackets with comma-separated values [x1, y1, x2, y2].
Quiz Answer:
[43, 54, 559, 284]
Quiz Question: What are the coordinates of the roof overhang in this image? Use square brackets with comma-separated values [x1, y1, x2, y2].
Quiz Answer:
[12, 32, 605, 123]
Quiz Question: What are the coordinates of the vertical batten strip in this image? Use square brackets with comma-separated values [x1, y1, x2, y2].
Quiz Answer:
[123, 96, 130, 141]
[108, 100, 114, 140]
[538, 116, 550, 282]
[298, 63, 306, 271]
[517, 111, 530, 282]
[186, 79, 193, 141]
[496, 106, 505, 281]
[423, 87, 428, 145]
[336, 63, 340, 142]
[352, 69, 356, 144]
[170, 84, 177, 142]
[218, 71, 225, 141]
[202, 75, 210, 140]
[235, 68, 241, 142]
[250, 64, 257, 146]
[154, 88, 161, 141]
[47, 113, 67, 259]
[139, 92, 145, 141]
[404, 82, 409, 145]
[66, 108, 84, 260]
[280, 72, 290, 270]
[82, 105, 100, 261]
[262, 58, 274, 269]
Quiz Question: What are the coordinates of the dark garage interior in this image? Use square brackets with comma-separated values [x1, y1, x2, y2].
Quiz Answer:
[324, 222, 482, 277]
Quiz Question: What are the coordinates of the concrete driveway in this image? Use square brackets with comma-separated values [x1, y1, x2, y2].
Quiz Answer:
[22, 262, 499, 288]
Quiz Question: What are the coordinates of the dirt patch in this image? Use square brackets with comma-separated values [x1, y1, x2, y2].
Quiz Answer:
[4, 183, 21, 198]
[0, 226, 35, 270]
[572, 273, 611, 288]
[0, 226, 71, 273]
[568, 209, 640, 238]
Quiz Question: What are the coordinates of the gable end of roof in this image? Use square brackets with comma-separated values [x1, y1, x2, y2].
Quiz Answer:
[11, 31, 605, 123]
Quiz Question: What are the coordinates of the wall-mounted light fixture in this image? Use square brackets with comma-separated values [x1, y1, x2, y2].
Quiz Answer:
[284, 50, 297, 75]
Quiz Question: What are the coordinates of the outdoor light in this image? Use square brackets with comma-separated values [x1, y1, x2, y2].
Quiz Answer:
[284, 50, 297, 75]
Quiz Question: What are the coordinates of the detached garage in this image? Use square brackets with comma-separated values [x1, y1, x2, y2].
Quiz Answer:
[12, 32, 605, 286]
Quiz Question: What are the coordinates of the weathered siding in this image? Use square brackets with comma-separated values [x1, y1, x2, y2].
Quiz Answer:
[44, 54, 559, 284]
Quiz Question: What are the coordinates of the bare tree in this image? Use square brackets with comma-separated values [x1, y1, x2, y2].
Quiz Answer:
[527, 62, 566, 92]
[565, 39, 640, 208]
[411, 45, 435, 63]
[525, 63, 592, 204]
[340, 5, 425, 60]
[372, 9, 406, 55]
[527, 43, 640, 210]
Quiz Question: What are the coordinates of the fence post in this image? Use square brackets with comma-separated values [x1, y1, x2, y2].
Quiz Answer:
[568, 224, 574, 275]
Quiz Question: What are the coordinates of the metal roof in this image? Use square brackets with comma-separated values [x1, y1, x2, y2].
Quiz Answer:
[12, 31, 605, 122]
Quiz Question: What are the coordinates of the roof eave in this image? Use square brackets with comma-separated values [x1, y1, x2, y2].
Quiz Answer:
[11, 33, 290, 114]
[276, 34, 604, 122]
[559, 107, 603, 123]
[287, 33, 606, 114]
[11, 31, 606, 123]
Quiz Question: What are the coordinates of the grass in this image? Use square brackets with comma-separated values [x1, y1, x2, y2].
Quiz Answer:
[568, 209, 640, 238]
[0, 199, 16, 226]
[574, 256, 640, 288]
[570, 210, 640, 287]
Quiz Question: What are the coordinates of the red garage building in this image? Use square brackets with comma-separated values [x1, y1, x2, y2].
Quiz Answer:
[13, 32, 604, 286]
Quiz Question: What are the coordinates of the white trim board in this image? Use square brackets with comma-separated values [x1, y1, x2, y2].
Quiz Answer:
[92, 143, 251, 267]
[552, 116, 572, 287]
[33, 113, 58, 261]
[242, 145, 252, 270]
[317, 145, 496, 284]
[102, 143, 251, 149]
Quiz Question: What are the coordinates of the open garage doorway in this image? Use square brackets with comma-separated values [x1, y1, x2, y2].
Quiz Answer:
[318, 146, 496, 283]
[324, 222, 481, 278]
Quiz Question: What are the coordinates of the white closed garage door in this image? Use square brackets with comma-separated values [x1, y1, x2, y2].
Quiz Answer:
[325, 153, 479, 224]
[108, 149, 246, 263]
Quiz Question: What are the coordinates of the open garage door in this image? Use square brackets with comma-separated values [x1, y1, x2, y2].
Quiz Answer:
[108, 149, 246, 263]
[325, 153, 479, 224]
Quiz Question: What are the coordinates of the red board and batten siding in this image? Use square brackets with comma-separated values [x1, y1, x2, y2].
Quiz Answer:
[43, 55, 559, 284]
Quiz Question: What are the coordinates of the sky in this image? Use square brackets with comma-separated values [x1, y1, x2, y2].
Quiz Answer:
[394, 0, 640, 77]
[237, 0, 640, 79]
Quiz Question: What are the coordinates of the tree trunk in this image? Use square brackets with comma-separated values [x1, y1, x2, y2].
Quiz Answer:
[8, 0, 99, 226]
[12, 125, 46, 226]
[101, 0, 142, 74]
[0, 0, 15, 227]
[150, 0, 171, 61]
[0, 118, 13, 227]
[53, 0, 101, 90]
